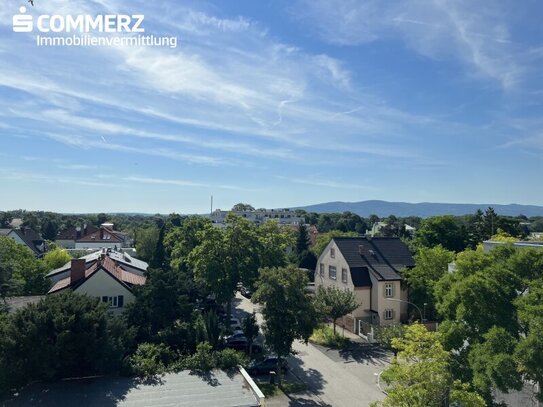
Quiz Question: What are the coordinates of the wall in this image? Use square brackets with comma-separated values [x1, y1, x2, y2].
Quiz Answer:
[314, 240, 371, 323]
[74, 268, 135, 315]
[75, 242, 124, 250]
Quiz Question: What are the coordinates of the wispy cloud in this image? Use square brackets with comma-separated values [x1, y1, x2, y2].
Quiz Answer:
[122, 176, 258, 191]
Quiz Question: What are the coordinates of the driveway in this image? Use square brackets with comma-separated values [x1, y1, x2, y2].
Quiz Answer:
[232, 293, 391, 407]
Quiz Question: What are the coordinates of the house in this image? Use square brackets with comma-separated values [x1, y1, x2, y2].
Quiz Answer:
[210, 208, 304, 228]
[315, 236, 415, 332]
[483, 239, 543, 252]
[56, 223, 131, 250]
[0, 227, 46, 257]
[47, 250, 147, 314]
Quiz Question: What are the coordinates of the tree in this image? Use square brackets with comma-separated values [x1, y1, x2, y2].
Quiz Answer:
[415, 215, 467, 252]
[314, 286, 359, 334]
[0, 292, 134, 397]
[42, 248, 71, 271]
[243, 313, 259, 356]
[189, 214, 261, 320]
[253, 266, 317, 383]
[402, 245, 454, 320]
[41, 220, 58, 240]
[374, 324, 485, 407]
[232, 203, 255, 211]
[126, 267, 196, 351]
[135, 226, 159, 262]
[294, 223, 317, 270]
[0, 237, 49, 297]
[96, 213, 108, 226]
[203, 311, 221, 349]
[256, 220, 294, 269]
[165, 217, 210, 273]
[150, 224, 167, 270]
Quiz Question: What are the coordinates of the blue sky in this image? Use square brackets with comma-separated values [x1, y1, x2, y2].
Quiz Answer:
[1, 0, 542, 213]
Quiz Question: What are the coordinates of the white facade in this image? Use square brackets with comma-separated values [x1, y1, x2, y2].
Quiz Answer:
[210, 209, 303, 227]
[72, 268, 135, 316]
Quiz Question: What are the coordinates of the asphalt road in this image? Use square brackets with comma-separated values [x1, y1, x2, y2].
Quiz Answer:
[232, 292, 391, 407]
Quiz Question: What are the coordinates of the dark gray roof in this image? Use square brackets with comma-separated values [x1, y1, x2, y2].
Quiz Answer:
[333, 237, 414, 284]
[5, 371, 261, 407]
[11, 228, 45, 256]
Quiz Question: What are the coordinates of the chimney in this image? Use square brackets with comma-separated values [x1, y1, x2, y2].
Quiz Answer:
[70, 259, 86, 286]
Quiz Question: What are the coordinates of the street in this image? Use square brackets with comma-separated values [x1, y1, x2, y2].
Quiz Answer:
[232, 292, 391, 407]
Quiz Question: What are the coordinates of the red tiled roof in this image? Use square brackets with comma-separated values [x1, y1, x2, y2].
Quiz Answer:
[77, 227, 124, 243]
[48, 255, 146, 294]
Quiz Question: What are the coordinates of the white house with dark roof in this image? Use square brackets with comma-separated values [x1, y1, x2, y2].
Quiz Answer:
[0, 227, 45, 257]
[47, 250, 147, 314]
[315, 236, 415, 332]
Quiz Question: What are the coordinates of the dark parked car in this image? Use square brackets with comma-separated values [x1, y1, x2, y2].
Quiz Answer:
[246, 356, 288, 375]
[240, 286, 252, 298]
[224, 338, 248, 351]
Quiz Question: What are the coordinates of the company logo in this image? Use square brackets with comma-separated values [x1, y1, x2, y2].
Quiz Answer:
[11, 7, 177, 48]
[12, 6, 145, 33]
[13, 7, 33, 32]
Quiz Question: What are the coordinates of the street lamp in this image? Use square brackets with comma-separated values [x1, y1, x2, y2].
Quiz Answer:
[423, 303, 428, 322]
[385, 298, 423, 322]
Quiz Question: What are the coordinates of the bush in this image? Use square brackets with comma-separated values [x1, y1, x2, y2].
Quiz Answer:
[127, 343, 176, 378]
[216, 348, 249, 370]
[309, 325, 350, 349]
[374, 324, 406, 350]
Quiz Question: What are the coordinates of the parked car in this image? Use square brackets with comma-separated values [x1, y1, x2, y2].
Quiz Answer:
[225, 330, 246, 341]
[224, 337, 248, 351]
[246, 356, 288, 375]
[240, 286, 252, 298]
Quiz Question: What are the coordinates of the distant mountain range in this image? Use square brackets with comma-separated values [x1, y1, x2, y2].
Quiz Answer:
[293, 200, 543, 218]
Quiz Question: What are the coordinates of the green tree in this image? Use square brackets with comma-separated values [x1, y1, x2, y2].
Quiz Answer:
[253, 266, 317, 383]
[314, 286, 359, 334]
[0, 292, 134, 396]
[150, 224, 167, 269]
[126, 267, 196, 351]
[41, 220, 58, 240]
[189, 214, 261, 320]
[42, 248, 72, 271]
[0, 237, 49, 297]
[375, 324, 485, 407]
[165, 217, 211, 273]
[135, 226, 159, 262]
[416, 215, 467, 252]
[256, 220, 294, 269]
[243, 313, 259, 356]
[127, 342, 176, 378]
[232, 203, 255, 211]
[203, 311, 221, 349]
[402, 245, 454, 320]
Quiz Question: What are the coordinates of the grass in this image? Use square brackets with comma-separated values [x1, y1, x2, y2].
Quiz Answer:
[258, 381, 308, 397]
[309, 324, 351, 349]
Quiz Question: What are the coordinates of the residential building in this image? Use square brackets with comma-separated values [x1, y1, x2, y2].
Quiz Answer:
[210, 208, 303, 228]
[0, 227, 45, 257]
[483, 240, 543, 253]
[55, 223, 131, 250]
[314, 236, 415, 332]
[47, 249, 147, 314]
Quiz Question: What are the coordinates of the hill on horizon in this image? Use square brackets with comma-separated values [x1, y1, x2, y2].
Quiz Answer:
[293, 200, 543, 218]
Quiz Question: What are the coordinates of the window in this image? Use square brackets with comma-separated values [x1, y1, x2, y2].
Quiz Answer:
[319, 263, 324, 277]
[341, 268, 348, 283]
[384, 309, 394, 320]
[101, 295, 124, 308]
[329, 265, 337, 280]
[384, 283, 393, 297]
[330, 248, 335, 258]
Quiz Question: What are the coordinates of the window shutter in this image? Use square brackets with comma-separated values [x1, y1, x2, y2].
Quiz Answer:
[383, 284, 387, 297]
[102, 296, 108, 303]
[118, 295, 124, 308]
